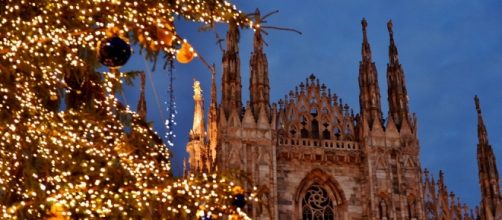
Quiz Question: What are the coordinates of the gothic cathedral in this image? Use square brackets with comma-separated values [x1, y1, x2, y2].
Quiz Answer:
[186, 18, 502, 220]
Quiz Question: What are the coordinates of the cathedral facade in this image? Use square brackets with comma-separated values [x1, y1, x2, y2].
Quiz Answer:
[186, 18, 502, 220]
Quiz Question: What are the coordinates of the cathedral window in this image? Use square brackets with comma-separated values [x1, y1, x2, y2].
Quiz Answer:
[311, 119, 320, 139]
[344, 125, 351, 135]
[301, 116, 309, 138]
[322, 122, 330, 139]
[407, 198, 417, 220]
[379, 200, 389, 220]
[302, 184, 335, 220]
[322, 129, 330, 140]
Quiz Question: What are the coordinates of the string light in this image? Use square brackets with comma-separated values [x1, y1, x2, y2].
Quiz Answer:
[165, 63, 177, 148]
[0, 0, 254, 219]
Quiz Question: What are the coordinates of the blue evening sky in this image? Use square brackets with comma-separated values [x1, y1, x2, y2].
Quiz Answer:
[121, 0, 502, 208]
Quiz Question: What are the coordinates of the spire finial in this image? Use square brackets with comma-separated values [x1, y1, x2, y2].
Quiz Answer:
[361, 18, 368, 42]
[439, 170, 445, 184]
[362, 17, 368, 31]
[387, 20, 396, 48]
[387, 20, 394, 37]
[475, 95, 481, 114]
[387, 19, 398, 62]
[475, 95, 489, 145]
[361, 18, 372, 61]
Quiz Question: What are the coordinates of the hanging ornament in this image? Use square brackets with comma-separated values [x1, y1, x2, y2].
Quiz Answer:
[231, 186, 246, 208]
[98, 36, 131, 68]
[232, 193, 246, 208]
[176, 41, 195, 64]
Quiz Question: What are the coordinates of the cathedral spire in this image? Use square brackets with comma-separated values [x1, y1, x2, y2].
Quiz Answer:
[475, 96, 502, 219]
[386, 20, 410, 130]
[249, 9, 270, 120]
[186, 80, 208, 173]
[221, 20, 242, 118]
[207, 65, 218, 170]
[358, 18, 383, 129]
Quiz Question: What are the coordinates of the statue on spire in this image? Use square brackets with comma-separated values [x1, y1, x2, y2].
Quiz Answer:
[186, 79, 209, 173]
[361, 17, 372, 61]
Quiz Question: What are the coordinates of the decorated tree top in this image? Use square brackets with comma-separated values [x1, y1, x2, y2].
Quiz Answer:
[0, 0, 255, 219]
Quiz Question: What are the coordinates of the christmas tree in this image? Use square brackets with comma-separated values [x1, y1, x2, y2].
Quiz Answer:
[0, 0, 254, 219]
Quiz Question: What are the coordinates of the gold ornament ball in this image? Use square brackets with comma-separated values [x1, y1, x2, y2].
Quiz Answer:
[176, 42, 195, 64]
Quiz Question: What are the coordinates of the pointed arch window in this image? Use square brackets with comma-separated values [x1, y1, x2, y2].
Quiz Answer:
[322, 122, 330, 140]
[301, 115, 309, 138]
[311, 119, 320, 139]
[407, 197, 418, 220]
[302, 184, 335, 220]
[322, 129, 330, 139]
[344, 124, 351, 135]
[379, 199, 389, 220]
